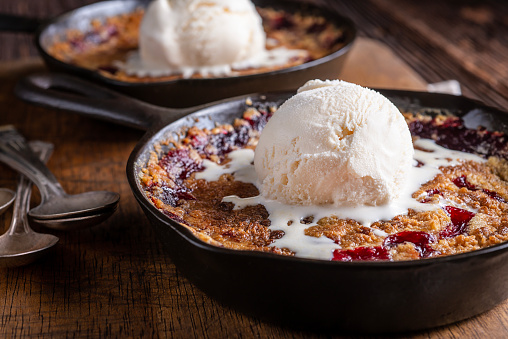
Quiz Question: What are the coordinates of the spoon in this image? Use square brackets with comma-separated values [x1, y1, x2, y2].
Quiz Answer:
[33, 206, 118, 231]
[0, 188, 16, 215]
[0, 125, 119, 229]
[0, 141, 59, 268]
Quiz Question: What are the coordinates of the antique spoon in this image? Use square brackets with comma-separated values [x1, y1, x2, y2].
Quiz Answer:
[32, 207, 117, 231]
[0, 188, 15, 215]
[0, 141, 59, 268]
[0, 125, 119, 229]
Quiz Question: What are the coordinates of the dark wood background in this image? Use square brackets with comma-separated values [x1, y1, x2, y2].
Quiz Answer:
[2, 0, 508, 110]
[1, 0, 508, 338]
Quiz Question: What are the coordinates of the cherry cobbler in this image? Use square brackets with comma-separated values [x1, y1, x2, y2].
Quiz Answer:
[47, 7, 347, 82]
[138, 99, 508, 262]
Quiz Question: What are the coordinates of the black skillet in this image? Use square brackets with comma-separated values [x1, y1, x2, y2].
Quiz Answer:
[0, 0, 356, 108]
[15, 73, 508, 334]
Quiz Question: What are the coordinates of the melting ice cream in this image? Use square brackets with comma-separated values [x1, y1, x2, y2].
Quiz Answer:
[123, 0, 305, 78]
[254, 80, 415, 206]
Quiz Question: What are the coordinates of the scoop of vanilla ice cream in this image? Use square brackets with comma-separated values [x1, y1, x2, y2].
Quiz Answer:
[254, 80, 414, 206]
[139, 0, 266, 75]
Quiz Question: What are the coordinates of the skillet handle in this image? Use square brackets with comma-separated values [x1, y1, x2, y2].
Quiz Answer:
[0, 14, 42, 33]
[15, 73, 190, 131]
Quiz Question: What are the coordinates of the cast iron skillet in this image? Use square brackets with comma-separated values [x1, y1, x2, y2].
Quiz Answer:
[15, 73, 508, 334]
[1, 0, 356, 108]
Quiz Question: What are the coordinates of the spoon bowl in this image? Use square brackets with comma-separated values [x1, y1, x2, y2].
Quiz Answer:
[0, 231, 59, 268]
[0, 188, 15, 215]
[0, 125, 119, 230]
[0, 141, 59, 268]
[28, 191, 120, 220]
[30, 206, 118, 230]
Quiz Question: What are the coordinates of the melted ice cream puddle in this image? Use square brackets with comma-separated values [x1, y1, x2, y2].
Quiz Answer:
[195, 138, 485, 260]
[120, 47, 308, 79]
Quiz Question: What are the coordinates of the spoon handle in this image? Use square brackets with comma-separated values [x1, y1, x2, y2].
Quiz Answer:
[0, 125, 66, 202]
[8, 142, 54, 236]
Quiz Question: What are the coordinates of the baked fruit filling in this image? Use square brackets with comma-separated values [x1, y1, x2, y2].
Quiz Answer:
[139, 100, 508, 262]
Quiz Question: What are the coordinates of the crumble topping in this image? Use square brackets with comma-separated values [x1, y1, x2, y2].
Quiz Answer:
[138, 100, 508, 261]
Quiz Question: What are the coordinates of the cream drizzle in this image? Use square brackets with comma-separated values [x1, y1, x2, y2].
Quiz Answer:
[118, 47, 308, 79]
[195, 138, 486, 260]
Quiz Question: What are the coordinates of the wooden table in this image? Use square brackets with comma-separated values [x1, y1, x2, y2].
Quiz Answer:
[1, 1, 508, 338]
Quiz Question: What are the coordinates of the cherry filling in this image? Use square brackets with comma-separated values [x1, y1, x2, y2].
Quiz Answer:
[151, 109, 505, 257]
[483, 189, 507, 204]
[333, 205, 478, 262]
[162, 210, 186, 225]
[307, 22, 327, 33]
[421, 189, 443, 203]
[453, 175, 476, 190]
[160, 148, 203, 181]
[332, 246, 389, 262]
[332, 230, 438, 261]
[153, 105, 273, 206]
[70, 24, 118, 52]
[189, 108, 272, 158]
[244, 107, 273, 132]
[408, 116, 507, 160]
[427, 188, 442, 196]
[439, 206, 475, 238]
[206, 126, 252, 157]
[384, 231, 436, 257]
[269, 14, 294, 30]
[453, 175, 507, 204]
[157, 185, 195, 207]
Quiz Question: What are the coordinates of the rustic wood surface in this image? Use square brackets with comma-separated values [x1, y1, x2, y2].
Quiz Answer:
[0, 1, 508, 338]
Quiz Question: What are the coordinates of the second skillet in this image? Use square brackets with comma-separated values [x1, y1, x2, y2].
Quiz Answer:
[15, 73, 508, 333]
[1, 0, 356, 108]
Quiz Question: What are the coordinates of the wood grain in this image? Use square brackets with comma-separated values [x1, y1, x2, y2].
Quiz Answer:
[1, 1, 508, 338]
[327, 0, 508, 110]
[339, 38, 427, 90]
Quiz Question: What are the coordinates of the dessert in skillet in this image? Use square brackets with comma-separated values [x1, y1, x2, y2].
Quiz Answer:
[139, 80, 508, 261]
[48, 0, 348, 81]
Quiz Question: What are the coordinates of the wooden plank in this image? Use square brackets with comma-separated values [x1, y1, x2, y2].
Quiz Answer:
[1, 0, 508, 336]
[339, 37, 427, 90]
[327, 0, 508, 110]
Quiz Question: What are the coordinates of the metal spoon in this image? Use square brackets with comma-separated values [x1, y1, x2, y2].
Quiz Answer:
[0, 125, 119, 229]
[0, 141, 59, 268]
[0, 188, 15, 215]
[33, 206, 118, 231]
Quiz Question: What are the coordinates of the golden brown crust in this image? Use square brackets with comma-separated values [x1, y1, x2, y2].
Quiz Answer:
[140, 107, 508, 261]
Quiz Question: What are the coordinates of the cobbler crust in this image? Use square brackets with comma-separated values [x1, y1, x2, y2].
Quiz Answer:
[139, 102, 508, 261]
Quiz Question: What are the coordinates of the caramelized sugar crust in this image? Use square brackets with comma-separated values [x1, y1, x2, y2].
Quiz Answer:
[138, 102, 508, 262]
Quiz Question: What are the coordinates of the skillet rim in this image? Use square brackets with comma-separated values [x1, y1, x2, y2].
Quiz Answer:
[33, 0, 357, 88]
[125, 88, 508, 268]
